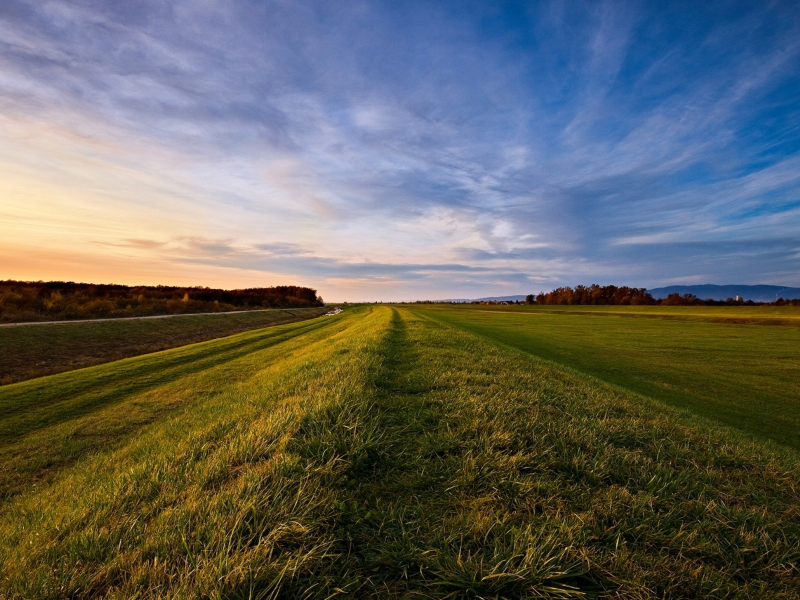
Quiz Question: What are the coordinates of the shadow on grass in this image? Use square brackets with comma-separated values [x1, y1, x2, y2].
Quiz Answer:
[283, 309, 613, 598]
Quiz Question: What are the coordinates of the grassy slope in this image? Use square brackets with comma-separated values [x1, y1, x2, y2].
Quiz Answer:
[417, 304, 800, 449]
[0, 307, 328, 385]
[0, 312, 342, 500]
[0, 306, 798, 598]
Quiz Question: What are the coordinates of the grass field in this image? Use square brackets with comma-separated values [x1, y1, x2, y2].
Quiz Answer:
[1, 305, 798, 598]
[0, 308, 329, 385]
[416, 304, 800, 450]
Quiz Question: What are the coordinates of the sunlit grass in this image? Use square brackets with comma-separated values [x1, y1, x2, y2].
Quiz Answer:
[0, 307, 328, 384]
[417, 303, 800, 449]
[1, 306, 798, 598]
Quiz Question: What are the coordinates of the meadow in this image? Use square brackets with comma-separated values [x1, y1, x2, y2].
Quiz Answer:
[417, 303, 800, 450]
[0, 307, 328, 384]
[1, 305, 798, 598]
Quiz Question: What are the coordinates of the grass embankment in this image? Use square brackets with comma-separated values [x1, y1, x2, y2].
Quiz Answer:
[1, 306, 798, 598]
[0, 307, 328, 385]
[417, 304, 800, 450]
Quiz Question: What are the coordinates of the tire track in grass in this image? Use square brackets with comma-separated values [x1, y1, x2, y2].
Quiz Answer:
[279, 306, 443, 596]
[283, 308, 600, 598]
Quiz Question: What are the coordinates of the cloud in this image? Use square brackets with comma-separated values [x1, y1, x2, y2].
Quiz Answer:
[1, 0, 799, 299]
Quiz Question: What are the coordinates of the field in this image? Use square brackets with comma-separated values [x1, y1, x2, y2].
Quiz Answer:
[417, 304, 800, 450]
[1, 305, 798, 598]
[0, 308, 329, 384]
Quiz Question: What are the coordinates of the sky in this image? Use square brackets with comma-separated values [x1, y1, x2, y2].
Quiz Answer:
[1, 0, 799, 301]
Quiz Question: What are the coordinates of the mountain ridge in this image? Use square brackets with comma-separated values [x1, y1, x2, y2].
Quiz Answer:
[648, 284, 800, 302]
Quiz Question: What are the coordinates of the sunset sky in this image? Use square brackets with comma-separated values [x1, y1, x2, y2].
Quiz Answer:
[2, 1, 799, 301]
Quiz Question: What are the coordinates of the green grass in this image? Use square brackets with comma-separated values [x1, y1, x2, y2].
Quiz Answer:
[415, 304, 800, 449]
[0, 306, 798, 598]
[0, 307, 329, 384]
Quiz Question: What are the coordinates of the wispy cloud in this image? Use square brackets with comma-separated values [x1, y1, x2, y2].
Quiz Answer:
[1, 0, 799, 299]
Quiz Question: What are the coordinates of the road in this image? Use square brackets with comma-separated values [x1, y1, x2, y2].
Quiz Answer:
[0, 307, 323, 328]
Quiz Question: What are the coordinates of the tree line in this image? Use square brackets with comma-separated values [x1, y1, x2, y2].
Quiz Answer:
[0, 280, 323, 323]
[523, 284, 800, 306]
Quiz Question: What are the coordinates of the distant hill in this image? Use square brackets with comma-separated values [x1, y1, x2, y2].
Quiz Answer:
[437, 295, 528, 303]
[473, 294, 528, 302]
[648, 285, 800, 302]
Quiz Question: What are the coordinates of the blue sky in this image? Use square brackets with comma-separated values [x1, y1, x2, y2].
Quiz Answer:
[1, 0, 799, 300]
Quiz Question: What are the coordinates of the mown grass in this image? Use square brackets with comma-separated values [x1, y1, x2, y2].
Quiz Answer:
[0, 306, 798, 598]
[416, 303, 800, 450]
[0, 307, 328, 385]
[0, 313, 341, 500]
